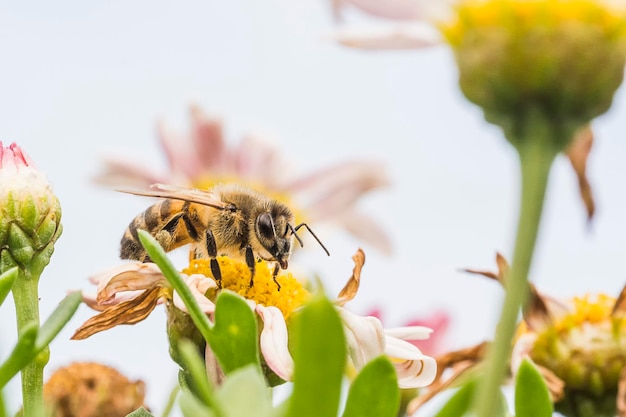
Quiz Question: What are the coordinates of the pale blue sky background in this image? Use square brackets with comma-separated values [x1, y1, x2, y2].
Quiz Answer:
[1, 0, 626, 415]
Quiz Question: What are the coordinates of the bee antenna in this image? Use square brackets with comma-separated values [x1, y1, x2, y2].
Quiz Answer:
[294, 223, 330, 256]
[287, 223, 304, 248]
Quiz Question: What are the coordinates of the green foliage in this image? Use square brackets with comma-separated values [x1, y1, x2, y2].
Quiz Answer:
[0, 267, 17, 306]
[285, 294, 346, 417]
[342, 356, 400, 417]
[207, 292, 260, 375]
[514, 358, 553, 417]
[0, 291, 81, 388]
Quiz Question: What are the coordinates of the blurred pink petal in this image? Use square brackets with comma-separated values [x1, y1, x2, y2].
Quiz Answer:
[190, 106, 227, 174]
[257, 305, 295, 380]
[333, 0, 439, 20]
[337, 210, 393, 255]
[94, 156, 166, 188]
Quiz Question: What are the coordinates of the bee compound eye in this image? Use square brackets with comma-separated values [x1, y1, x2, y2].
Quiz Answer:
[256, 213, 275, 239]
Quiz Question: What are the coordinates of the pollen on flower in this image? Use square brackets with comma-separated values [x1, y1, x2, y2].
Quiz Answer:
[182, 256, 309, 318]
[558, 294, 617, 330]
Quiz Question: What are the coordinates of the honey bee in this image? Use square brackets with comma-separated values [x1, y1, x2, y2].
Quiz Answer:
[119, 183, 329, 289]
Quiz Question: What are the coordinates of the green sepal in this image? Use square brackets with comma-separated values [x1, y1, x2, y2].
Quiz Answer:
[177, 340, 219, 410]
[342, 356, 400, 417]
[217, 365, 273, 417]
[286, 294, 346, 417]
[0, 267, 18, 306]
[125, 407, 154, 417]
[7, 223, 34, 266]
[515, 358, 553, 417]
[0, 321, 38, 388]
[207, 291, 260, 375]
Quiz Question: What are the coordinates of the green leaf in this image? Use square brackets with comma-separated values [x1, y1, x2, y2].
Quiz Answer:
[126, 407, 154, 417]
[35, 291, 82, 351]
[0, 267, 17, 306]
[434, 380, 476, 417]
[137, 230, 213, 340]
[342, 356, 400, 417]
[217, 365, 273, 417]
[0, 321, 38, 388]
[515, 358, 553, 417]
[179, 389, 216, 417]
[207, 291, 260, 375]
[286, 294, 346, 417]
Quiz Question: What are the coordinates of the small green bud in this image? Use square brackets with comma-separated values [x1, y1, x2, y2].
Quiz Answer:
[0, 142, 62, 276]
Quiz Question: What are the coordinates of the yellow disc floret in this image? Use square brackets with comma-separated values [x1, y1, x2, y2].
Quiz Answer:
[524, 293, 626, 401]
[182, 256, 310, 318]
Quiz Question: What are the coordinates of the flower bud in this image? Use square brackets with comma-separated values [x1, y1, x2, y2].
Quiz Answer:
[441, 0, 626, 150]
[0, 142, 62, 276]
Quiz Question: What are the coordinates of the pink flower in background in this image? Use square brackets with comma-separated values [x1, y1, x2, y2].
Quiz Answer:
[95, 105, 392, 255]
[330, 0, 452, 50]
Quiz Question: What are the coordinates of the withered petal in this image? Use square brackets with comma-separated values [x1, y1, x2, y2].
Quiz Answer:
[336, 248, 366, 305]
[97, 268, 166, 304]
[464, 253, 509, 286]
[534, 363, 565, 402]
[406, 360, 477, 415]
[566, 125, 595, 221]
[522, 284, 554, 332]
[613, 285, 626, 317]
[72, 287, 166, 340]
[435, 341, 489, 381]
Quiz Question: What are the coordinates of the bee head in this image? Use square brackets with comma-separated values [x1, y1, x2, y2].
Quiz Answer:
[254, 204, 294, 269]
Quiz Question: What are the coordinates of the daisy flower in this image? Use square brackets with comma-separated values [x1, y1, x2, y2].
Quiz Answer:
[74, 249, 437, 388]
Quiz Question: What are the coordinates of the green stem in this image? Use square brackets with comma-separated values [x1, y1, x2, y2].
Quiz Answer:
[12, 269, 47, 417]
[474, 124, 559, 417]
[0, 388, 6, 417]
[161, 383, 180, 417]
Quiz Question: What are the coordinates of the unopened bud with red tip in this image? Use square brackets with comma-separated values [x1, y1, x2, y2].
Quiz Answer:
[0, 142, 62, 276]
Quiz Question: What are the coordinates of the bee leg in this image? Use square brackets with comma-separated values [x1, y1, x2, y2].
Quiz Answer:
[272, 264, 281, 291]
[205, 230, 222, 289]
[245, 245, 256, 287]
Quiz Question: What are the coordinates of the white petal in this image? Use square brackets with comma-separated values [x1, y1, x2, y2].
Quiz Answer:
[394, 356, 438, 388]
[334, 0, 454, 21]
[384, 335, 437, 388]
[173, 274, 217, 314]
[384, 326, 433, 341]
[329, 24, 442, 50]
[339, 308, 385, 369]
[511, 333, 538, 374]
[256, 305, 294, 381]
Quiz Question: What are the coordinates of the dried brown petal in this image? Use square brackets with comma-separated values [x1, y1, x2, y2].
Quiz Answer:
[522, 284, 554, 332]
[44, 362, 146, 417]
[407, 361, 476, 415]
[336, 248, 365, 306]
[566, 125, 595, 221]
[71, 287, 166, 340]
[535, 363, 565, 402]
[464, 252, 509, 286]
[613, 284, 626, 317]
[97, 268, 166, 305]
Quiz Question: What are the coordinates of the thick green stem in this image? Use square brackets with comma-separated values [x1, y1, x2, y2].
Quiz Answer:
[12, 269, 47, 417]
[474, 125, 559, 417]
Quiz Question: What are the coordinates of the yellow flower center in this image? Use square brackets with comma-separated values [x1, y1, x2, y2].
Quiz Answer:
[182, 256, 310, 318]
[442, 0, 626, 46]
[522, 293, 626, 396]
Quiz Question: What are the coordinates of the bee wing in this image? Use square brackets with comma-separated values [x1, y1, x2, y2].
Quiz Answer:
[116, 183, 230, 211]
